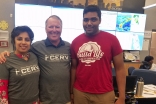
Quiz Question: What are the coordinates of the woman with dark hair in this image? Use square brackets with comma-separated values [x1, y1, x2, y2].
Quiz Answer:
[0, 26, 40, 104]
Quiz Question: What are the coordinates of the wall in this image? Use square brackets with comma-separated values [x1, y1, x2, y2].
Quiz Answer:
[0, 0, 151, 60]
[122, 0, 145, 13]
[144, 0, 156, 30]
[139, 0, 156, 61]
[0, 0, 15, 52]
[140, 7, 154, 60]
[145, 0, 156, 6]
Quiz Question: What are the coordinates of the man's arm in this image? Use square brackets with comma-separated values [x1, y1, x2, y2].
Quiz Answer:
[70, 59, 77, 103]
[113, 53, 126, 102]
[0, 51, 10, 63]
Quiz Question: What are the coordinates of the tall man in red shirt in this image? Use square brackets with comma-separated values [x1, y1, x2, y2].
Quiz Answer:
[70, 5, 126, 104]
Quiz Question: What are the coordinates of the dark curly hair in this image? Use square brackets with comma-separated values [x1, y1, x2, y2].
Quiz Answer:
[11, 26, 34, 50]
[83, 5, 101, 20]
[144, 56, 154, 62]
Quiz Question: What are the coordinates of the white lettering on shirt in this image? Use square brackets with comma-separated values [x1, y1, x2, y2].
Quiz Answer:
[15, 65, 39, 76]
[45, 54, 70, 62]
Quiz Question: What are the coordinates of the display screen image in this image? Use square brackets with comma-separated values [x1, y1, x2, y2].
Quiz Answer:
[61, 29, 84, 43]
[116, 32, 144, 50]
[15, 4, 146, 50]
[15, 4, 84, 43]
[99, 11, 117, 31]
[104, 31, 116, 36]
[15, 4, 52, 27]
[116, 12, 146, 32]
[130, 13, 146, 32]
[116, 13, 132, 32]
[131, 32, 144, 50]
[51, 7, 84, 30]
[116, 12, 146, 50]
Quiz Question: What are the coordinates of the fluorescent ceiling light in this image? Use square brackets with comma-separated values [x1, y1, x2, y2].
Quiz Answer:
[143, 3, 156, 9]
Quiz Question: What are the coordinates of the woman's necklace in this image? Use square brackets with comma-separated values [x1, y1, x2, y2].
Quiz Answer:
[16, 53, 29, 61]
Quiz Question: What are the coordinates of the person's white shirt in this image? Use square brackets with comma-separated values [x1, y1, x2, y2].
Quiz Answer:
[150, 63, 156, 71]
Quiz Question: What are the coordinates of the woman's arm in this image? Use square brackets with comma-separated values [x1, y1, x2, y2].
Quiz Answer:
[0, 64, 9, 104]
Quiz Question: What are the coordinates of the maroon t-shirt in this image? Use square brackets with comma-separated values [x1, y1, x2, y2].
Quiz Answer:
[71, 31, 123, 93]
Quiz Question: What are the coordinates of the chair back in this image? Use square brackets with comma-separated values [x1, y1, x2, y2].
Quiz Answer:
[113, 75, 137, 92]
[128, 66, 135, 75]
[131, 69, 156, 85]
[112, 68, 116, 76]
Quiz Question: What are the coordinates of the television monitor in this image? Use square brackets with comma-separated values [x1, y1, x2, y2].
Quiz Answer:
[15, 4, 52, 27]
[15, 4, 52, 42]
[116, 12, 146, 50]
[99, 11, 117, 31]
[51, 7, 84, 43]
[15, 4, 146, 50]
[116, 32, 144, 50]
[116, 12, 146, 32]
[15, 4, 84, 43]
[61, 28, 84, 43]
[52, 7, 83, 30]
[105, 31, 116, 36]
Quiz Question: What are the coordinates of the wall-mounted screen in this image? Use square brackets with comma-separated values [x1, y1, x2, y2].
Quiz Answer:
[15, 4, 84, 43]
[51, 7, 84, 43]
[116, 12, 146, 50]
[116, 32, 144, 50]
[99, 11, 117, 31]
[15, 4, 146, 50]
[116, 12, 146, 32]
[15, 4, 52, 42]
[105, 31, 116, 36]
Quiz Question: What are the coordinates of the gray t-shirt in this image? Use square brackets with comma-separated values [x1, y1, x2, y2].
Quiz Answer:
[31, 38, 71, 104]
[0, 52, 40, 104]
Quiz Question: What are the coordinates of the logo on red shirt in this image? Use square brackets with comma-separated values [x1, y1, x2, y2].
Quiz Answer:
[77, 41, 104, 65]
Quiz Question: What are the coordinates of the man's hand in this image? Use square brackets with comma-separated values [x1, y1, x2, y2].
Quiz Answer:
[0, 51, 10, 64]
[115, 98, 125, 104]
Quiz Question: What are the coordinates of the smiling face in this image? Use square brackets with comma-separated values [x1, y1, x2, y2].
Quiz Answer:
[83, 12, 101, 36]
[45, 17, 62, 43]
[14, 32, 31, 54]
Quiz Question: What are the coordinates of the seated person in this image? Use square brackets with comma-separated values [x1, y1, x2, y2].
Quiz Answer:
[139, 56, 154, 70]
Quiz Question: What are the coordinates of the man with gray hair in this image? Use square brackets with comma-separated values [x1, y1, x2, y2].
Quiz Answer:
[0, 15, 71, 104]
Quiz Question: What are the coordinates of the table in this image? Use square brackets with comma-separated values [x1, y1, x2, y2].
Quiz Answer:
[135, 84, 156, 104]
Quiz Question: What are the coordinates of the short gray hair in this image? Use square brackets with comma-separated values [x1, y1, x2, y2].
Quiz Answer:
[45, 15, 62, 26]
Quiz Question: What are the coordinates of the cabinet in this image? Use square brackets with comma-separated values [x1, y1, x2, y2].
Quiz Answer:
[150, 32, 156, 63]
[124, 62, 141, 69]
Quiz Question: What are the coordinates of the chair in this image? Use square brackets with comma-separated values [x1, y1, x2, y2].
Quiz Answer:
[112, 68, 116, 76]
[131, 69, 156, 85]
[128, 67, 135, 75]
[113, 76, 138, 103]
[113, 76, 137, 93]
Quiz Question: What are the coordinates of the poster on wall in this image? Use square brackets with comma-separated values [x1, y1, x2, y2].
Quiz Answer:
[0, 30, 9, 47]
[15, 0, 145, 13]
[142, 39, 150, 51]
[144, 31, 152, 38]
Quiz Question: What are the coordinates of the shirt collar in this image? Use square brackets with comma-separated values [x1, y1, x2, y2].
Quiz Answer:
[44, 37, 65, 47]
[16, 53, 30, 59]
